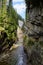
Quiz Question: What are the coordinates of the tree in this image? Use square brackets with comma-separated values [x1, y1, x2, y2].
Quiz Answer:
[0, 0, 24, 52]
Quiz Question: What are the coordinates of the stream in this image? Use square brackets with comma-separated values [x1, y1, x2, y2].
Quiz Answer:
[16, 43, 27, 65]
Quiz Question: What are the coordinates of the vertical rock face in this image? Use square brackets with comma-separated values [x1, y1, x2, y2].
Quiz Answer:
[25, 0, 43, 41]
[24, 1, 43, 65]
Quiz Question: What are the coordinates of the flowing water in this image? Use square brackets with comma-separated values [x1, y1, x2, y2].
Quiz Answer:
[15, 43, 27, 65]
[0, 27, 27, 65]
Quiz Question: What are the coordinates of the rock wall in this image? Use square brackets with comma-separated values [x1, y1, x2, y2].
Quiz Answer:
[25, 1, 43, 41]
[23, 1, 43, 65]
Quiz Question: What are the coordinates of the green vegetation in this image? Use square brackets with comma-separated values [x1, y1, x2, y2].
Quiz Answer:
[0, 0, 24, 53]
[0, 0, 18, 40]
[23, 35, 34, 48]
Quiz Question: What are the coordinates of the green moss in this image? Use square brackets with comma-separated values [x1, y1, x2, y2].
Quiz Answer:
[39, 41, 43, 46]
[23, 35, 34, 47]
[27, 39, 34, 46]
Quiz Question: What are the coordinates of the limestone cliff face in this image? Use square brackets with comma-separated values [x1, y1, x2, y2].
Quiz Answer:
[25, 0, 43, 41]
[23, 1, 43, 65]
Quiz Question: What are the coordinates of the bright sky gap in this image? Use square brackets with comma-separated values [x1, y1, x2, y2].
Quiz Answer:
[12, 0, 26, 19]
